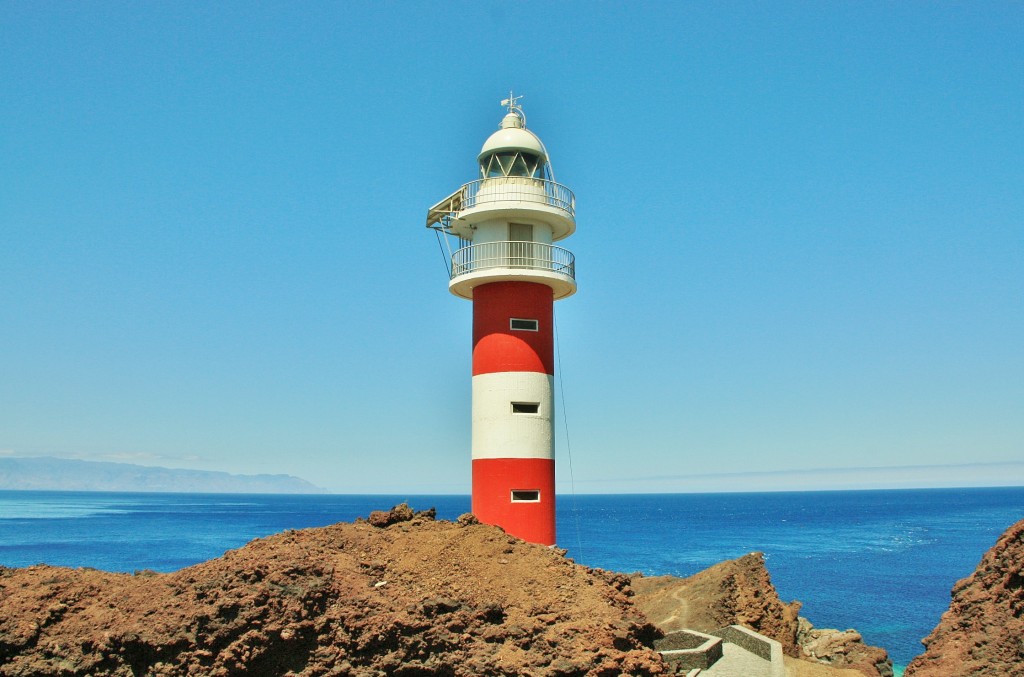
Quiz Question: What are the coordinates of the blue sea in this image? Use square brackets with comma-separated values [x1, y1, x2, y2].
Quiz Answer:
[2, 487, 1023, 674]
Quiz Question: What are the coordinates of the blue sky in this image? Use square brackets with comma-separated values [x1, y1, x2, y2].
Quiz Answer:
[2, 3, 1021, 493]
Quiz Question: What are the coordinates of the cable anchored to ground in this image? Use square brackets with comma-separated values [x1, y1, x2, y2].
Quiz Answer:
[554, 309, 584, 561]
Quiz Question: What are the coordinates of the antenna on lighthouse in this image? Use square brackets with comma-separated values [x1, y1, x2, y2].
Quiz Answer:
[500, 90, 526, 127]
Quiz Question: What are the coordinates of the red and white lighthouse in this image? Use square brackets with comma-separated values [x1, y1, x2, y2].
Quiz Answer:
[427, 95, 576, 546]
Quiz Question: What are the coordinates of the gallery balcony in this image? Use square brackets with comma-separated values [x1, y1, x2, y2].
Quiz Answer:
[448, 241, 576, 300]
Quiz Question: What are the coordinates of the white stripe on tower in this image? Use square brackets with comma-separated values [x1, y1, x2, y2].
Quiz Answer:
[472, 372, 554, 459]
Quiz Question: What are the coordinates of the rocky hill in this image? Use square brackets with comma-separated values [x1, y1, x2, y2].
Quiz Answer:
[630, 553, 802, 655]
[0, 504, 902, 676]
[905, 517, 1024, 676]
[0, 505, 663, 676]
[629, 554, 892, 677]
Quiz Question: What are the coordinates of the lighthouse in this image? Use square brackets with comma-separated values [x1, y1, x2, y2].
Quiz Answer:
[426, 95, 576, 546]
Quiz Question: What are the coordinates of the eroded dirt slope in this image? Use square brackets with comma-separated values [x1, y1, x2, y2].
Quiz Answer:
[630, 553, 892, 677]
[0, 506, 664, 676]
[905, 517, 1024, 677]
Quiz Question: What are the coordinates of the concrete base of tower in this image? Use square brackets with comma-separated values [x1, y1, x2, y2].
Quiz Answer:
[471, 457, 555, 546]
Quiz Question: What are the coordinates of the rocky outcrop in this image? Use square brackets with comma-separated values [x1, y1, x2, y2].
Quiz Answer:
[905, 518, 1024, 677]
[366, 502, 418, 527]
[0, 506, 664, 676]
[0, 505, 906, 677]
[783, 657, 873, 676]
[630, 553, 892, 677]
[630, 552, 803, 656]
[797, 617, 893, 677]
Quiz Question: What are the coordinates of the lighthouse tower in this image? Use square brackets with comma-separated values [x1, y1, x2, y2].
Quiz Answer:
[426, 96, 576, 546]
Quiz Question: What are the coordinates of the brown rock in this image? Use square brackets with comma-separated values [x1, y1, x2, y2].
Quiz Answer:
[784, 655, 873, 676]
[905, 518, 1024, 677]
[415, 507, 437, 520]
[630, 553, 891, 677]
[0, 512, 665, 676]
[797, 617, 893, 677]
[631, 552, 803, 656]
[456, 512, 480, 526]
[366, 502, 415, 527]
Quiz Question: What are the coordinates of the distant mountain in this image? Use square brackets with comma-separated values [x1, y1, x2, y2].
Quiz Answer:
[0, 457, 324, 494]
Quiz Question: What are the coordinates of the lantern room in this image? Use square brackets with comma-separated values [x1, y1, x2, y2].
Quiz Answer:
[426, 98, 577, 301]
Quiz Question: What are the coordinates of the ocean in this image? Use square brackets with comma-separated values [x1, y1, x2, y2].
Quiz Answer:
[2, 487, 1023, 674]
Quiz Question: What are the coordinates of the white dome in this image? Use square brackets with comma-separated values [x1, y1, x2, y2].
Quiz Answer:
[478, 114, 548, 161]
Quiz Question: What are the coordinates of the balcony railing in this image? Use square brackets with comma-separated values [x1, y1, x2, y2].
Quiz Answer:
[426, 179, 575, 231]
[451, 241, 575, 280]
[462, 179, 575, 219]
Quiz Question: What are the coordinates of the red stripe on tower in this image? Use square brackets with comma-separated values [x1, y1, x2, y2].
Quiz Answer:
[472, 457, 556, 545]
[473, 281, 554, 376]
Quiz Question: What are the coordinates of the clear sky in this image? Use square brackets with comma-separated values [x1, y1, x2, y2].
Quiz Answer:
[2, 3, 1021, 494]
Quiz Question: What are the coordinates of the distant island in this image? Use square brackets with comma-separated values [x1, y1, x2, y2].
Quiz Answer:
[0, 456, 323, 494]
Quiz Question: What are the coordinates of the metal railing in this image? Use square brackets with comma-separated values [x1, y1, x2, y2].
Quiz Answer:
[461, 179, 575, 219]
[451, 241, 575, 280]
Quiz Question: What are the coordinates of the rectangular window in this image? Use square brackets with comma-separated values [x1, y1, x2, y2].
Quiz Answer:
[511, 490, 540, 503]
[511, 402, 540, 414]
[510, 318, 539, 332]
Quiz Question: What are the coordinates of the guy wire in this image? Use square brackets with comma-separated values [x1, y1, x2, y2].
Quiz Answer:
[554, 309, 584, 561]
